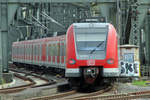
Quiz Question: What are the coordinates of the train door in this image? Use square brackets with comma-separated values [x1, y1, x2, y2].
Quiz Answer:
[40, 43, 42, 65]
[37, 44, 41, 64]
[21, 43, 23, 63]
[29, 44, 31, 63]
[57, 41, 60, 65]
[36, 44, 38, 65]
[48, 42, 52, 64]
[32, 44, 35, 65]
[64, 41, 66, 66]
[60, 41, 62, 68]
[31, 43, 33, 64]
[27, 44, 30, 63]
[42, 42, 46, 65]
[46, 42, 49, 65]
[23, 44, 25, 63]
[24, 44, 26, 63]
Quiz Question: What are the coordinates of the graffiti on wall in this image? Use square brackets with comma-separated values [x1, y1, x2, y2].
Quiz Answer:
[120, 61, 139, 76]
[120, 53, 140, 76]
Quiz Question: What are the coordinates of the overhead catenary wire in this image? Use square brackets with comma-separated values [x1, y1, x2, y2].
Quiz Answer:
[41, 11, 65, 28]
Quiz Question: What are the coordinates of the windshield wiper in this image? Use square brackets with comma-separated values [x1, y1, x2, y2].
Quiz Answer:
[90, 41, 104, 54]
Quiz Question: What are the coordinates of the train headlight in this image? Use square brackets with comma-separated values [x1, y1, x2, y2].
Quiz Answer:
[69, 59, 76, 65]
[107, 59, 114, 64]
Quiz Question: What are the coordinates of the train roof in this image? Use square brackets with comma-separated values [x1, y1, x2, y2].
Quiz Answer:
[13, 35, 65, 46]
[73, 23, 110, 28]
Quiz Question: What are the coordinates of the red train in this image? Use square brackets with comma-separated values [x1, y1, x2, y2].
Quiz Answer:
[12, 23, 119, 86]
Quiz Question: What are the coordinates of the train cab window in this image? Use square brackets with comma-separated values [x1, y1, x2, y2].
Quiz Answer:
[74, 26, 108, 59]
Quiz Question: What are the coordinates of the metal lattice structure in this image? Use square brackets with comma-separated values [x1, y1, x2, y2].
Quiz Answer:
[0, 0, 150, 81]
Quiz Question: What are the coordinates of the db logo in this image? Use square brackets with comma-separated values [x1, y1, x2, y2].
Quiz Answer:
[87, 59, 95, 66]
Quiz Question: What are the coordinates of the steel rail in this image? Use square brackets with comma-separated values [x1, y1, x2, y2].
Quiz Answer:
[75, 90, 150, 100]
[10, 68, 56, 88]
[25, 90, 77, 100]
[0, 73, 35, 94]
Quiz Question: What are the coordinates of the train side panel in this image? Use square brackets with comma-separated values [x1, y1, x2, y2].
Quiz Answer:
[103, 24, 119, 77]
[12, 36, 66, 69]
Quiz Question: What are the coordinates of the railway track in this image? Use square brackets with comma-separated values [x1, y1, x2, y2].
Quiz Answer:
[73, 89, 150, 100]
[0, 67, 56, 94]
[25, 90, 77, 100]
[26, 83, 150, 100]
[25, 84, 113, 100]
[10, 68, 56, 88]
[0, 73, 35, 94]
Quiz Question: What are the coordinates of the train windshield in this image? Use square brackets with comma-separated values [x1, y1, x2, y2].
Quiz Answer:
[75, 26, 108, 59]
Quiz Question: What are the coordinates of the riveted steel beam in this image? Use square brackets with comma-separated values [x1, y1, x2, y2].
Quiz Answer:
[1, 0, 115, 3]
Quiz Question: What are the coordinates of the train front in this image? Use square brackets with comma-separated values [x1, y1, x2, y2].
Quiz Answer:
[66, 23, 119, 85]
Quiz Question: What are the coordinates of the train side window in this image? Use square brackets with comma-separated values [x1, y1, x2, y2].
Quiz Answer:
[27, 45, 28, 58]
[49, 44, 51, 56]
[20, 46, 21, 58]
[13, 46, 14, 58]
[30, 44, 31, 58]
[34, 44, 36, 56]
[38, 44, 39, 56]
[28, 44, 30, 59]
[26, 44, 27, 59]
[18, 46, 19, 58]
[51, 43, 53, 56]
[24, 44, 25, 59]
[14, 46, 15, 58]
[55, 43, 57, 56]
[15, 46, 16, 58]
[36, 44, 37, 56]
[29, 45, 30, 59]
[53, 43, 55, 56]
[45, 43, 48, 57]
[60, 42, 62, 56]
[63, 42, 66, 56]
[20, 45, 21, 58]
[53, 44, 55, 56]
[25, 45, 26, 58]
[51, 44, 53, 56]
[22, 45, 24, 59]
[30, 44, 31, 59]
[32, 44, 33, 58]
[61, 43, 64, 56]
[57, 43, 59, 56]
[21, 45, 22, 58]
[40, 44, 41, 60]
[34, 44, 38, 56]
[19, 46, 20, 58]
[15, 46, 16, 57]
[34, 44, 35, 57]
[17, 46, 18, 58]
[32, 44, 34, 57]
[19, 45, 20, 58]
[58, 41, 60, 56]
[36, 44, 38, 56]
[56, 43, 58, 56]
